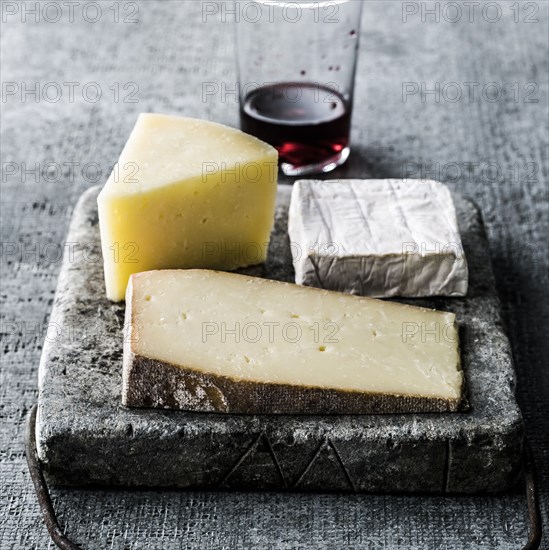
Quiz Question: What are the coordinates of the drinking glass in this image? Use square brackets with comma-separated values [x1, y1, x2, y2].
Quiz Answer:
[236, 0, 364, 176]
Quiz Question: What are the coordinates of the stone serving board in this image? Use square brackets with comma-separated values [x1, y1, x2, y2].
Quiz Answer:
[36, 185, 523, 494]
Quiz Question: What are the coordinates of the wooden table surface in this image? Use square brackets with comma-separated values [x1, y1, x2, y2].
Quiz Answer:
[1, 1, 547, 548]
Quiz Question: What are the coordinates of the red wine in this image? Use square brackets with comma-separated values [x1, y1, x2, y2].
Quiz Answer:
[240, 83, 351, 173]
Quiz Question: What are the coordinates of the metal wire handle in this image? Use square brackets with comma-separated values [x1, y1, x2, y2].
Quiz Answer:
[25, 404, 542, 550]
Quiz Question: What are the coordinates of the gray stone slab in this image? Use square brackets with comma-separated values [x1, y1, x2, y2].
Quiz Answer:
[36, 184, 523, 494]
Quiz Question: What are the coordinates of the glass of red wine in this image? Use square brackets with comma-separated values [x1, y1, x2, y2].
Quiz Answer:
[236, 0, 363, 176]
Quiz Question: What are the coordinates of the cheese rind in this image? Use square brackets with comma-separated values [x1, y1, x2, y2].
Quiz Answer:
[98, 113, 278, 301]
[123, 270, 464, 414]
[288, 179, 468, 298]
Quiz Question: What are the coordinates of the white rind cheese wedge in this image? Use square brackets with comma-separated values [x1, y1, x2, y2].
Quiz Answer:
[123, 270, 464, 414]
[98, 113, 278, 301]
[288, 179, 468, 298]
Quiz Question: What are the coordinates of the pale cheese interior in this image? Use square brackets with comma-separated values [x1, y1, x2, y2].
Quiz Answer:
[128, 270, 463, 399]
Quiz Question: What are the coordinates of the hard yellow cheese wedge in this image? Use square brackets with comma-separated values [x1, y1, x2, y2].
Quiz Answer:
[98, 114, 278, 301]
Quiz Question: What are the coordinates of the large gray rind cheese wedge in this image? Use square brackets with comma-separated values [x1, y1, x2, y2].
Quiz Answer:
[122, 270, 464, 414]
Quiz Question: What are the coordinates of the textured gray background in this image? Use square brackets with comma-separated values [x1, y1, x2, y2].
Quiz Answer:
[1, 1, 548, 549]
